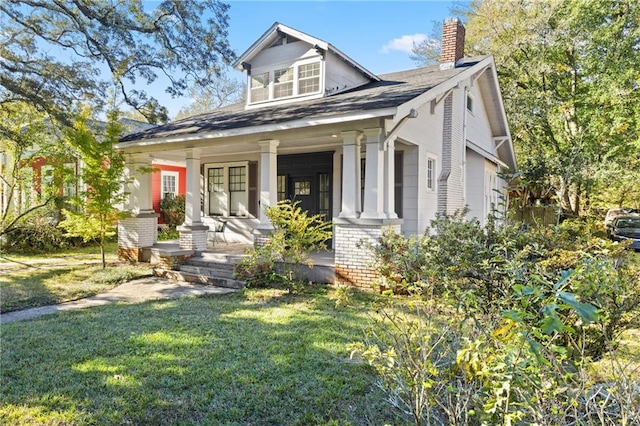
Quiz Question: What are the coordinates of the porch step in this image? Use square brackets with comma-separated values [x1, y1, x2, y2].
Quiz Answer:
[154, 254, 246, 289]
[158, 269, 245, 289]
[180, 263, 235, 280]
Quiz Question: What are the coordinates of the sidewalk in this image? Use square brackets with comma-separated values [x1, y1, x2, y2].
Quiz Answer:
[0, 276, 237, 324]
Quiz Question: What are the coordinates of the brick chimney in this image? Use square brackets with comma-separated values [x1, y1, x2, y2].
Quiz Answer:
[440, 18, 465, 70]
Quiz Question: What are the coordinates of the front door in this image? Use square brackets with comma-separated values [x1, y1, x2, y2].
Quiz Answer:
[291, 176, 315, 214]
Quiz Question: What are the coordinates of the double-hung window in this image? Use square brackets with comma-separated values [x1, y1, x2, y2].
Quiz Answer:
[298, 63, 320, 95]
[250, 72, 270, 103]
[161, 171, 179, 199]
[248, 61, 322, 104]
[274, 67, 293, 99]
[206, 163, 249, 217]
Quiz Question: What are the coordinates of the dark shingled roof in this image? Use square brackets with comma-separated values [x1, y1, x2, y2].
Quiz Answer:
[120, 58, 484, 143]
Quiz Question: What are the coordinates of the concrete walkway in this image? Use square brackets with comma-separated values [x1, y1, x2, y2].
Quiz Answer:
[0, 276, 237, 324]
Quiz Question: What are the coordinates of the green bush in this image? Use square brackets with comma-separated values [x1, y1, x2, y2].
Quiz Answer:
[0, 213, 83, 254]
[159, 194, 185, 228]
[368, 213, 640, 360]
[234, 200, 332, 292]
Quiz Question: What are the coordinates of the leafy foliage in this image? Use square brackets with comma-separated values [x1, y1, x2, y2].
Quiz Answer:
[234, 200, 332, 291]
[0, 103, 77, 238]
[354, 212, 640, 424]
[368, 213, 640, 360]
[58, 108, 129, 268]
[159, 194, 185, 228]
[459, 0, 640, 215]
[1, 0, 235, 124]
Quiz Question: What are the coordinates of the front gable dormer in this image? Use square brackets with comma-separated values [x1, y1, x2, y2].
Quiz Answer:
[234, 23, 379, 109]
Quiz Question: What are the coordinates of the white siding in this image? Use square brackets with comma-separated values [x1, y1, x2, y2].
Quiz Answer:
[465, 148, 485, 223]
[250, 40, 316, 69]
[325, 51, 370, 95]
[465, 83, 494, 155]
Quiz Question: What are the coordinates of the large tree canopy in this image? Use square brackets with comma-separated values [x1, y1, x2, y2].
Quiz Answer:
[459, 0, 640, 215]
[0, 0, 235, 125]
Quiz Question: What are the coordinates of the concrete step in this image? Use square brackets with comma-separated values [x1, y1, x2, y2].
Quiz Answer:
[156, 269, 245, 290]
[180, 264, 235, 280]
[187, 254, 245, 266]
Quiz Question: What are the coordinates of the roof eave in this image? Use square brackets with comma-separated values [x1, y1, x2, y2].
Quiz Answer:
[117, 107, 398, 151]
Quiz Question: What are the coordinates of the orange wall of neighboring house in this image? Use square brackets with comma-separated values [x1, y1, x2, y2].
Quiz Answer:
[152, 164, 186, 224]
[25, 157, 79, 198]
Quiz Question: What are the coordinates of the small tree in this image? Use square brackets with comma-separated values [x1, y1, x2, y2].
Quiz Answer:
[59, 108, 129, 268]
[234, 200, 332, 291]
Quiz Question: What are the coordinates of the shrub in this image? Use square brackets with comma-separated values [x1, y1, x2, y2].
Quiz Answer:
[234, 200, 332, 291]
[368, 213, 640, 360]
[351, 298, 640, 426]
[159, 194, 185, 228]
[0, 212, 82, 254]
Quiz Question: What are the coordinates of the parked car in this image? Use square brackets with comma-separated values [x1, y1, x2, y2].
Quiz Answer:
[608, 215, 640, 251]
[604, 208, 639, 227]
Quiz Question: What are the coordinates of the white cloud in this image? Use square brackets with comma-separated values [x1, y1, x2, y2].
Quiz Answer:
[380, 34, 428, 54]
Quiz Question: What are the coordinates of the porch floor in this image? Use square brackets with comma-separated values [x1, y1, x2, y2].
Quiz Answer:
[149, 240, 336, 267]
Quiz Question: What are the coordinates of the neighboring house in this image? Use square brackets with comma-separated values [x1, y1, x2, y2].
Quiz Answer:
[0, 118, 154, 217]
[152, 162, 186, 224]
[117, 19, 517, 288]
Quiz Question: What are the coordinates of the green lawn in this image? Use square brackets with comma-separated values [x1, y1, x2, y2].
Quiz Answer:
[0, 243, 152, 313]
[0, 288, 396, 425]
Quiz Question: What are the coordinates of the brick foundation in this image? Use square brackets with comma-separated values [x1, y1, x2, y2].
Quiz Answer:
[334, 218, 402, 290]
[177, 224, 209, 251]
[117, 212, 159, 262]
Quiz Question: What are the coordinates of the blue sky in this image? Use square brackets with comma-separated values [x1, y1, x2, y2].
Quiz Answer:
[159, 1, 464, 117]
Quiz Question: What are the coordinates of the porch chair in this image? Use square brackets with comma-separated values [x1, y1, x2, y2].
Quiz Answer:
[208, 220, 228, 245]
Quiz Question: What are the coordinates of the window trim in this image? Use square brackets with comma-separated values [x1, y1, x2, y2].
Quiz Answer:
[248, 59, 323, 105]
[426, 156, 437, 192]
[160, 170, 179, 199]
[466, 92, 474, 114]
[204, 161, 250, 218]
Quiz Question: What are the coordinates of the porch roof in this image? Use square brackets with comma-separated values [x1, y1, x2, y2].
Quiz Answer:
[120, 57, 485, 144]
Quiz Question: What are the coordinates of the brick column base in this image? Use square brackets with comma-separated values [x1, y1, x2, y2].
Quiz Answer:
[118, 213, 159, 262]
[334, 218, 403, 290]
[177, 224, 209, 251]
[252, 228, 271, 247]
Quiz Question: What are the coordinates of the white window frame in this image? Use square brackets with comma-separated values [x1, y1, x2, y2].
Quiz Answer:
[298, 62, 320, 95]
[426, 156, 437, 192]
[248, 60, 323, 105]
[161, 171, 179, 199]
[204, 161, 250, 217]
[273, 67, 294, 99]
[466, 92, 474, 114]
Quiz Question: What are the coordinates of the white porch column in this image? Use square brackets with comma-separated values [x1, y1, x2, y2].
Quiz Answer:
[384, 136, 398, 219]
[183, 148, 202, 227]
[129, 153, 154, 214]
[338, 131, 362, 218]
[361, 127, 386, 219]
[257, 139, 279, 230]
[118, 153, 158, 261]
[177, 148, 208, 251]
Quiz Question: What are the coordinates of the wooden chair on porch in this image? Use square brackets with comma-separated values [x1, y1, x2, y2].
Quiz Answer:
[208, 220, 228, 246]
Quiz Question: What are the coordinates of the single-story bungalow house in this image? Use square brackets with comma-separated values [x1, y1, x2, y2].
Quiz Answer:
[117, 18, 516, 287]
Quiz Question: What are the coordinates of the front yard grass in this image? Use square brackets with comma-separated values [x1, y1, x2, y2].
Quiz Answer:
[0, 288, 396, 425]
[0, 243, 152, 313]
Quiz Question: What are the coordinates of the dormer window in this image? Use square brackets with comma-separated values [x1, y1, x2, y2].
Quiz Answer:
[298, 63, 320, 94]
[274, 67, 294, 98]
[247, 61, 323, 105]
[251, 72, 270, 102]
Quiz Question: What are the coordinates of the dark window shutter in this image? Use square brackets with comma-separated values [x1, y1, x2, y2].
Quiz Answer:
[248, 162, 258, 217]
[395, 151, 403, 218]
